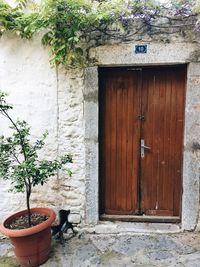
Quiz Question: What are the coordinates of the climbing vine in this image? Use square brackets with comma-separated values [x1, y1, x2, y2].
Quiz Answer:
[0, 0, 199, 67]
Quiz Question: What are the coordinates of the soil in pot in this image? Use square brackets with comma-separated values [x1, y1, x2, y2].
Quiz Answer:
[6, 213, 49, 230]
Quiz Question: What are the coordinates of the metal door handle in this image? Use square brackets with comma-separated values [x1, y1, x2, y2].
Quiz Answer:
[141, 144, 151, 150]
[141, 139, 151, 158]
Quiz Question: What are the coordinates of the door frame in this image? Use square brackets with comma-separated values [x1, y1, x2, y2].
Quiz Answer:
[98, 66, 185, 221]
[84, 63, 200, 231]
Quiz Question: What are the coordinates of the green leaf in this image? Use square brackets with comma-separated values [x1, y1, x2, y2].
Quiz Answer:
[0, 92, 73, 212]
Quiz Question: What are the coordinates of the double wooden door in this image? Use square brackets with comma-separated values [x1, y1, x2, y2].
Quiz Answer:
[99, 66, 186, 219]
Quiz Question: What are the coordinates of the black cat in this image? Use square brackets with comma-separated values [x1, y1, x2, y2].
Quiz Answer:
[51, 209, 76, 240]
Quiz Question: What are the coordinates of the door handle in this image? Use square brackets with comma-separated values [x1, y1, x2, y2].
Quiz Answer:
[141, 144, 151, 150]
[141, 139, 151, 158]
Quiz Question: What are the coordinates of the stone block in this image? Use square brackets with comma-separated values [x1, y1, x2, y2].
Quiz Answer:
[68, 213, 81, 224]
[94, 43, 198, 66]
[94, 224, 119, 234]
[188, 62, 200, 77]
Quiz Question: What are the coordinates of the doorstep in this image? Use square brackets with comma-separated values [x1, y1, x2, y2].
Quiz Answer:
[84, 221, 182, 235]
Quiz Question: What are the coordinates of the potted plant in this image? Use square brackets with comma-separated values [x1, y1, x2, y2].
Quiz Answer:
[0, 91, 72, 266]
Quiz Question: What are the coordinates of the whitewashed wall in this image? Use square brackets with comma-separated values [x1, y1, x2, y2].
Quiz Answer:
[0, 34, 84, 225]
[1, 22, 200, 232]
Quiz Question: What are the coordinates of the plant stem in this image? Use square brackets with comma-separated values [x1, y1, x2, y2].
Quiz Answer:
[1, 110, 28, 160]
[26, 179, 32, 227]
[1, 109, 32, 226]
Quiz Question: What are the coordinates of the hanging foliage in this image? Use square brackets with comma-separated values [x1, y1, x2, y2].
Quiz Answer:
[0, 0, 199, 67]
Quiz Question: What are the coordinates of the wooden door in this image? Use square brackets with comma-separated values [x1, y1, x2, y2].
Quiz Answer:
[99, 66, 186, 219]
[140, 68, 186, 216]
[99, 69, 141, 215]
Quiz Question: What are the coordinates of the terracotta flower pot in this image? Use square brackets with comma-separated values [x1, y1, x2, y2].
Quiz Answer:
[0, 207, 56, 267]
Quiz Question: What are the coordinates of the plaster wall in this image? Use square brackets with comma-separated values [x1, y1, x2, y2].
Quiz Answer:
[0, 34, 200, 231]
[0, 35, 84, 224]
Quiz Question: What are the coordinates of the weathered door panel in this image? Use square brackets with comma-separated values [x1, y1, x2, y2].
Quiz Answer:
[140, 68, 185, 217]
[99, 69, 140, 215]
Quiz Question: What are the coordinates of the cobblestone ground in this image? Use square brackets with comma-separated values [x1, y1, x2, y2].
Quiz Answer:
[1, 232, 200, 266]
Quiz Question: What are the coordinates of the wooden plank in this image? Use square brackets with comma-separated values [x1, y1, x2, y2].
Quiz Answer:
[126, 76, 133, 212]
[140, 71, 156, 213]
[110, 74, 117, 213]
[116, 76, 123, 211]
[128, 73, 140, 213]
[100, 214, 180, 223]
[105, 73, 111, 212]
[162, 71, 173, 212]
[173, 69, 186, 216]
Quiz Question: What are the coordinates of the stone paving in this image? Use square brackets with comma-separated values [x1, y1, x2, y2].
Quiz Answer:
[1, 232, 200, 266]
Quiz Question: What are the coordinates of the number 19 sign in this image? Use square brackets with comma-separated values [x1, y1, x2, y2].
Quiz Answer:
[135, 45, 147, 54]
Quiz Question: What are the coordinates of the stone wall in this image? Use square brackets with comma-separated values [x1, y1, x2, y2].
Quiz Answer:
[0, 25, 200, 231]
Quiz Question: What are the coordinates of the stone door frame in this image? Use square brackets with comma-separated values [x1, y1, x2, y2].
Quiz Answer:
[84, 45, 200, 230]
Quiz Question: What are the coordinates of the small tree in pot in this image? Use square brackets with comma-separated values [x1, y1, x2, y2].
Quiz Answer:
[0, 91, 72, 266]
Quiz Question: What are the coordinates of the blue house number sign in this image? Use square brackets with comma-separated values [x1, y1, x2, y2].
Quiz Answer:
[135, 45, 147, 54]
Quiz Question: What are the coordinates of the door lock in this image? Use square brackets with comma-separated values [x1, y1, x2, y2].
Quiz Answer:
[141, 139, 151, 158]
[138, 115, 145, 121]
